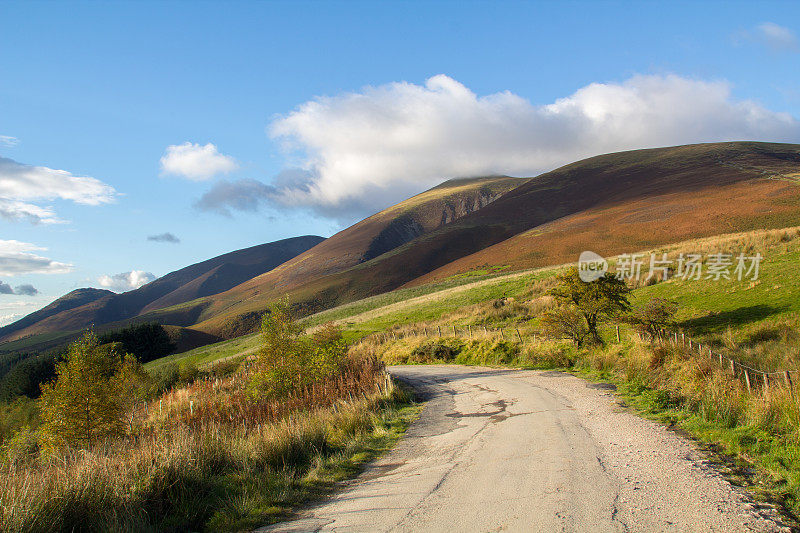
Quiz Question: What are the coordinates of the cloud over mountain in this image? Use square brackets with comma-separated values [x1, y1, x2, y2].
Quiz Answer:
[0, 135, 19, 147]
[97, 270, 156, 292]
[160, 142, 238, 181]
[264, 73, 800, 219]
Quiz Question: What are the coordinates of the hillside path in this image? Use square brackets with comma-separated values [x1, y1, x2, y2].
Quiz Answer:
[258, 365, 790, 532]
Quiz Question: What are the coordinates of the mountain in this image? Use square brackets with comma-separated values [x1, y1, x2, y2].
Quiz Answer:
[5, 141, 800, 352]
[0, 235, 324, 343]
[184, 141, 800, 336]
[409, 141, 800, 284]
[0, 288, 113, 341]
[177, 176, 526, 333]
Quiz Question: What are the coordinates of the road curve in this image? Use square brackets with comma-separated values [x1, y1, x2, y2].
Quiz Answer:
[259, 365, 790, 532]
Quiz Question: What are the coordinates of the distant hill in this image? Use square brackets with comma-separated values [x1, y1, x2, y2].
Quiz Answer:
[0, 235, 324, 343]
[0, 288, 113, 341]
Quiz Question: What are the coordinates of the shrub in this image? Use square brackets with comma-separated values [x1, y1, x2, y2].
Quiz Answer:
[410, 342, 458, 363]
[2, 426, 39, 466]
[151, 363, 180, 394]
[38, 332, 144, 449]
[627, 298, 678, 341]
[249, 305, 348, 399]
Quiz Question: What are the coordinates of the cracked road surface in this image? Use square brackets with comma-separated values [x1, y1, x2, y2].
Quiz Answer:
[259, 365, 790, 532]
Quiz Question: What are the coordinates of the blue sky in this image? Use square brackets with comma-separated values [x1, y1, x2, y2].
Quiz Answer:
[1, 0, 799, 325]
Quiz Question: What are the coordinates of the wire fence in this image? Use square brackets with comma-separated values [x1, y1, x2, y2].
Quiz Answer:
[654, 328, 798, 397]
[356, 322, 799, 398]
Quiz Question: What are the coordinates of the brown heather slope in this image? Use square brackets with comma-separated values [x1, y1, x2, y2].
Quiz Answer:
[0, 236, 324, 343]
[409, 141, 800, 285]
[183, 176, 525, 334]
[188, 141, 800, 337]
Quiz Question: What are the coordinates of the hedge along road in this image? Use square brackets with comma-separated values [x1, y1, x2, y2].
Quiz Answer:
[259, 365, 790, 532]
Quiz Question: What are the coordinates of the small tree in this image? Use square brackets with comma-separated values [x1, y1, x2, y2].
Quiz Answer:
[249, 303, 347, 398]
[628, 298, 678, 342]
[540, 305, 590, 346]
[38, 332, 133, 448]
[548, 268, 631, 345]
[250, 303, 306, 397]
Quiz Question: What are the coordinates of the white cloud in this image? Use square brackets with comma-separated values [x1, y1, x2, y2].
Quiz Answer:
[160, 142, 238, 181]
[0, 240, 74, 276]
[97, 270, 156, 292]
[755, 22, 798, 51]
[0, 156, 117, 224]
[266, 74, 800, 218]
[0, 135, 19, 147]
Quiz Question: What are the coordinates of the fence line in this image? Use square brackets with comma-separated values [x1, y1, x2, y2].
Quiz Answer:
[356, 322, 799, 396]
[653, 328, 798, 394]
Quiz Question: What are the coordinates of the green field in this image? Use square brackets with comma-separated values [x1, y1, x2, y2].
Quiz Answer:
[145, 266, 551, 370]
[146, 226, 800, 381]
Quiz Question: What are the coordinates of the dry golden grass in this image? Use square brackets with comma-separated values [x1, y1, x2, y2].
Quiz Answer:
[0, 354, 400, 532]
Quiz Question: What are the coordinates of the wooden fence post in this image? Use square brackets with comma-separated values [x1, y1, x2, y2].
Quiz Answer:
[784, 371, 796, 402]
[468, 325, 472, 338]
[484, 325, 488, 335]
[744, 371, 752, 394]
[616, 325, 620, 343]
[763, 374, 770, 399]
[718, 352, 723, 366]
[453, 325, 457, 336]
[730, 359, 736, 376]
[438, 326, 442, 338]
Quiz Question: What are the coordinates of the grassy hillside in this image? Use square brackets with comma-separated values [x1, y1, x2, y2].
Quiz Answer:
[152, 226, 800, 375]
[0, 289, 112, 344]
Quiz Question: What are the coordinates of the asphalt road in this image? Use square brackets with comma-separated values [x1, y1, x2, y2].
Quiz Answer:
[259, 365, 791, 532]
